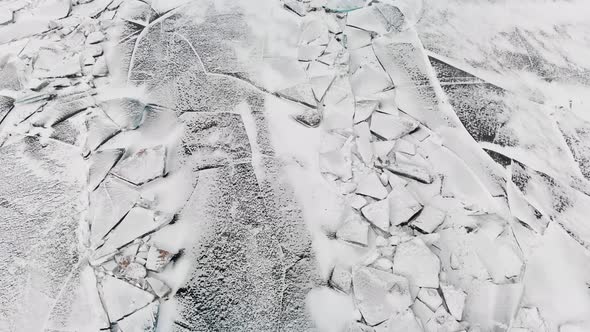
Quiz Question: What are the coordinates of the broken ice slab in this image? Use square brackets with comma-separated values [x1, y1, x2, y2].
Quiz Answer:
[310, 75, 335, 101]
[278, 82, 317, 107]
[441, 284, 466, 321]
[354, 100, 379, 123]
[373, 141, 396, 160]
[86, 31, 105, 44]
[117, 0, 157, 25]
[117, 261, 148, 280]
[97, 207, 173, 257]
[92, 56, 109, 77]
[417, 288, 443, 312]
[323, 96, 356, 129]
[392, 238, 440, 288]
[88, 148, 125, 190]
[146, 277, 171, 299]
[394, 139, 416, 156]
[84, 108, 121, 152]
[355, 122, 374, 164]
[284, 0, 308, 16]
[33, 48, 81, 78]
[343, 26, 372, 49]
[361, 198, 390, 232]
[298, 44, 325, 61]
[350, 64, 394, 97]
[330, 265, 352, 293]
[324, 36, 344, 55]
[336, 213, 370, 246]
[412, 298, 434, 327]
[82, 44, 103, 58]
[383, 153, 434, 184]
[349, 194, 368, 210]
[410, 205, 445, 233]
[89, 175, 140, 247]
[112, 145, 166, 186]
[346, 3, 404, 35]
[117, 301, 158, 332]
[506, 175, 549, 234]
[30, 89, 95, 128]
[325, 0, 368, 13]
[353, 266, 412, 326]
[146, 245, 175, 272]
[71, 0, 112, 17]
[387, 185, 422, 226]
[0, 8, 13, 25]
[300, 18, 329, 45]
[356, 172, 388, 199]
[99, 275, 155, 322]
[370, 111, 419, 140]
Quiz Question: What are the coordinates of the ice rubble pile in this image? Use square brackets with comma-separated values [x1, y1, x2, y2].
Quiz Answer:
[278, 0, 581, 331]
[0, 0, 178, 330]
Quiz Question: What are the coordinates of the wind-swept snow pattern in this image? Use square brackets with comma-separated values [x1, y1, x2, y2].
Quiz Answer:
[0, 0, 589, 331]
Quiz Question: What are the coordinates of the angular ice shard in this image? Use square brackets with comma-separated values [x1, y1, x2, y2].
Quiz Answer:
[384, 153, 434, 184]
[387, 185, 422, 226]
[417, 287, 443, 312]
[373, 141, 396, 160]
[441, 284, 466, 321]
[355, 122, 374, 164]
[353, 266, 412, 326]
[331, 265, 352, 293]
[354, 100, 379, 123]
[0, 8, 13, 25]
[392, 238, 440, 288]
[86, 31, 105, 44]
[34, 48, 81, 78]
[356, 172, 388, 199]
[361, 198, 390, 232]
[117, 301, 159, 332]
[88, 148, 125, 190]
[98, 207, 173, 256]
[147, 277, 171, 299]
[117, 0, 157, 26]
[84, 108, 121, 152]
[410, 205, 445, 233]
[370, 111, 418, 140]
[325, 0, 368, 13]
[146, 245, 174, 272]
[310, 75, 335, 101]
[92, 56, 109, 77]
[99, 275, 155, 322]
[89, 176, 140, 247]
[336, 213, 370, 246]
[112, 145, 166, 185]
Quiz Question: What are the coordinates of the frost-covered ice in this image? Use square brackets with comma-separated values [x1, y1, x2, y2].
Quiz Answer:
[1, 0, 590, 331]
